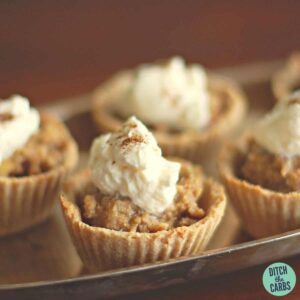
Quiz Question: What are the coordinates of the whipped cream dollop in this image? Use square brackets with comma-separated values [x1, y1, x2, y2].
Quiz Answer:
[252, 91, 300, 157]
[89, 116, 181, 215]
[0, 95, 40, 163]
[116, 56, 210, 130]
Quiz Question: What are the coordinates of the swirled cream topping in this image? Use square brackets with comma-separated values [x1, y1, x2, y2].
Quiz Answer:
[89, 116, 181, 215]
[0, 95, 40, 163]
[252, 91, 300, 157]
[116, 56, 210, 130]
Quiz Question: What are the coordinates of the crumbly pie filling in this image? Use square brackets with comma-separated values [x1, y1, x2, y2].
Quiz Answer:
[0, 114, 70, 177]
[77, 162, 206, 233]
[237, 139, 300, 193]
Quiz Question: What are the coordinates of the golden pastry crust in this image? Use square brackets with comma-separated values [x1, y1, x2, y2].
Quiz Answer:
[272, 52, 300, 101]
[60, 158, 226, 271]
[79, 160, 205, 233]
[241, 139, 300, 193]
[91, 70, 247, 163]
[219, 137, 300, 238]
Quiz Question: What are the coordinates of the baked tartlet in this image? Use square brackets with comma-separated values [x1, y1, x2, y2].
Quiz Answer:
[92, 56, 247, 165]
[219, 93, 300, 238]
[272, 52, 300, 101]
[61, 116, 226, 271]
[0, 95, 78, 236]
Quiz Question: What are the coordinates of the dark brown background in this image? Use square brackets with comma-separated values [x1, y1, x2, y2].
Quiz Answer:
[1, 1, 300, 299]
[1, 0, 300, 104]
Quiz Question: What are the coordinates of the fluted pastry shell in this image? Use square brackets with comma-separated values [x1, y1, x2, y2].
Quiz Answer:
[219, 139, 300, 238]
[60, 161, 226, 272]
[0, 113, 78, 236]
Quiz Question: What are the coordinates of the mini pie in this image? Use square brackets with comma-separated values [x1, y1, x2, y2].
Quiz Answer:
[0, 112, 78, 236]
[91, 58, 247, 165]
[272, 52, 300, 101]
[219, 97, 300, 238]
[61, 160, 226, 271]
[60, 116, 226, 271]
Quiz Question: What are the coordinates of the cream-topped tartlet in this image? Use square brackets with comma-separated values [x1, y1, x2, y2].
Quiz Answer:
[61, 116, 226, 271]
[219, 92, 300, 238]
[92, 56, 247, 165]
[0, 95, 78, 236]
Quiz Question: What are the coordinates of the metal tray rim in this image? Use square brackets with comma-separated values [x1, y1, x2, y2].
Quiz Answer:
[1, 227, 300, 291]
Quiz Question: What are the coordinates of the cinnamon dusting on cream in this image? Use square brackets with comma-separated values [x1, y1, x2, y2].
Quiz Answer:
[89, 116, 181, 215]
[0, 113, 13, 122]
[121, 135, 145, 149]
[288, 98, 300, 106]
